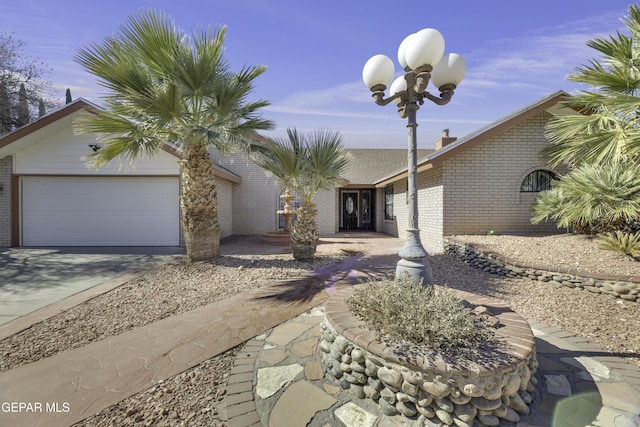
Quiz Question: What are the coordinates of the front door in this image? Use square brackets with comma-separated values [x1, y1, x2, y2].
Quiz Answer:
[342, 191, 358, 230]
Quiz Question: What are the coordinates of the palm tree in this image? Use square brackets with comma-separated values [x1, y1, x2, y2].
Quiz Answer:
[251, 128, 350, 260]
[73, 10, 272, 261]
[532, 161, 640, 234]
[543, 4, 640, 167]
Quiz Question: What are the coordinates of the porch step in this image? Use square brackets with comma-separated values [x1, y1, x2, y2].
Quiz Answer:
[261, 231, 292, 246]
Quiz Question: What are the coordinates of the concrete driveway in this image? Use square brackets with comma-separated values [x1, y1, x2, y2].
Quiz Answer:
[0, 247, 182, 325]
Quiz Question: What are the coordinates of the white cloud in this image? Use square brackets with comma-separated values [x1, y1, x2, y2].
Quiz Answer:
[465, 11, 622, 94]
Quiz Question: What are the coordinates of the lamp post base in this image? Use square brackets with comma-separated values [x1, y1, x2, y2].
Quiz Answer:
[395, 229, 433, 285]
[396, 258, 433, 285]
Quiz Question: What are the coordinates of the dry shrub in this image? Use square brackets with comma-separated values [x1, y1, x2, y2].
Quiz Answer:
[347, 277, 495, 352]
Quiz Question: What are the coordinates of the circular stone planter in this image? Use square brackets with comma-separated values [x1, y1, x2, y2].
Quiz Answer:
[319, 287, 538, 426]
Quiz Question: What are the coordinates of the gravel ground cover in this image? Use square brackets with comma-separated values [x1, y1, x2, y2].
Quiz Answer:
[1, 234, 639, 426]
[452, 233, 640, 277]
[0, 254, 344, 372]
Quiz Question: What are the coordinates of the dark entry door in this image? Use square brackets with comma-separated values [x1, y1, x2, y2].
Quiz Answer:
[342, 191, 358, 230]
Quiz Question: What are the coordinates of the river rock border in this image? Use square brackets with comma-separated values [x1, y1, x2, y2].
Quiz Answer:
[445, 237, 640, 304]
[319, 287, 539, 426]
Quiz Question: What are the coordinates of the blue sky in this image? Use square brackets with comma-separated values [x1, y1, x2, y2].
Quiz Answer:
[1, 1, 635, 148]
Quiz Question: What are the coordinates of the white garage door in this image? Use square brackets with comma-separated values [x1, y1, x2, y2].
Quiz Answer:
[22, 176, 180, 246]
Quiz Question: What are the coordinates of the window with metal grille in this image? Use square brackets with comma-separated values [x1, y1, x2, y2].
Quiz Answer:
[384, 185, 394, 220]
[520, 170, 556, 193]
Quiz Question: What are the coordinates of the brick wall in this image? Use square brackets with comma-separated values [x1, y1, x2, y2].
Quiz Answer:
[441, 111, 561, 237]
[216, 151, 336, 236]
[375, 187, 385, 233]
[382, 180, 405, 238]
[0, 156, 11, 247]
[380, 166, 444, 253]
[417, 165, 444, 253]
[314, 188, 337, 235]
[219, 152, 282, 235]
[216, 178, 234, 238]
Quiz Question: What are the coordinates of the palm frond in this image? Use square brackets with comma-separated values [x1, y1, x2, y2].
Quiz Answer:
[305, 129, 351, 195]
[74, 110, 166, 168]
[543, 4, 640, 167]
[531, 162, 640, 231]
[543, 101, 640, 166]
[74, 9, 272, 169]
[598, 230, 640, 257]
[250, 128, 350, 203]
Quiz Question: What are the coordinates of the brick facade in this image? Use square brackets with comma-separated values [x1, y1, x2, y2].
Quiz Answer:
[417, 164, 444, 253]
[383, 110, 563, 253]
[216, 151, 336, 236]
[216, 177, 234, 239]
[378, 102, 567, 253]
[0, 93, 570, 248]
[441, 111, 560, 239]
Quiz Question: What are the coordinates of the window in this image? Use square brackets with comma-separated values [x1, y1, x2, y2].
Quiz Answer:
[520, 170, 556, 193]
[384, 185, 394, 220]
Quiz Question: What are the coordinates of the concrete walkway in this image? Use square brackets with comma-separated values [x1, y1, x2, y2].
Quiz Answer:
[0, 235, 638, 427]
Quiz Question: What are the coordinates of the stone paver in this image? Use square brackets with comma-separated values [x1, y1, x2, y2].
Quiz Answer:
[229, 304, 640, 427]
[268, 381, 336, 427]
[544, 375, 572, 396]
[256, 364, 304, 399]
[335, 402, 377, 427]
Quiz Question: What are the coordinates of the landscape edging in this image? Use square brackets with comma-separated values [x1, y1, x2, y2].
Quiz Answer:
[444, 237, 640, 304]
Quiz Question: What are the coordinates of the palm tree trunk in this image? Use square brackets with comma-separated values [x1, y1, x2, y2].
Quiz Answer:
[178, 138, 220, 261]
[291, 201, 318, 260]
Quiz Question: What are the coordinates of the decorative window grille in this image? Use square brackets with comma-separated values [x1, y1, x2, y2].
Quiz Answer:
[384, 185, 394, 220]
[520, 170, 557, 193]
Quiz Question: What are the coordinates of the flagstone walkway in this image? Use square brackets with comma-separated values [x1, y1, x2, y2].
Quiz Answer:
[227, 305, 640, 427]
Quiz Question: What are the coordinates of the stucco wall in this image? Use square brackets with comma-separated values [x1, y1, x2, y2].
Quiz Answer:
[441, 111, 560, 238]
[0, 156, 11, 247]
[14, 113, 179, 175]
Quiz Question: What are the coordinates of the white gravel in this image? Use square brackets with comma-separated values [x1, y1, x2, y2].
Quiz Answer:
[1, 234, 638, 426]
[452, 233, 640, 277]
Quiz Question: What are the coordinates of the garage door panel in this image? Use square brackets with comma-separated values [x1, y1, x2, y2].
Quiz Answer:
[22, 177, 179, 246]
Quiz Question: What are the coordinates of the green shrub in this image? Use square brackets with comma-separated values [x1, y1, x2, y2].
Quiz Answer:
[598, 230, 640, 258]
[531, 162, 640, 234]
[346, 277, 495, 354]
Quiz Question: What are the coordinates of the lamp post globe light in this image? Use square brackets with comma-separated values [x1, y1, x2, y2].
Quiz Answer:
[362, 28, 466, 285]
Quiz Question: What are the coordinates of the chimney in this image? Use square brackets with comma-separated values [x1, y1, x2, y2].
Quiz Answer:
[435, 129, 457, 150]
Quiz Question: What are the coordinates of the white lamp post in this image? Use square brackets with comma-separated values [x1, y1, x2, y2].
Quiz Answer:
[362, 28, 466, 285]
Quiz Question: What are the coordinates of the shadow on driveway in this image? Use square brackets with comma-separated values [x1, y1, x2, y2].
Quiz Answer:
[0, 247, 182, 324]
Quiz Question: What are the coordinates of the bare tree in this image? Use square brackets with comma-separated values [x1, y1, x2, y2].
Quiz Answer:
[0, 32, 55, 133]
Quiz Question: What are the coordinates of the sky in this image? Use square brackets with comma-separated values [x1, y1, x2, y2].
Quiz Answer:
[1, 1, 636, 149]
